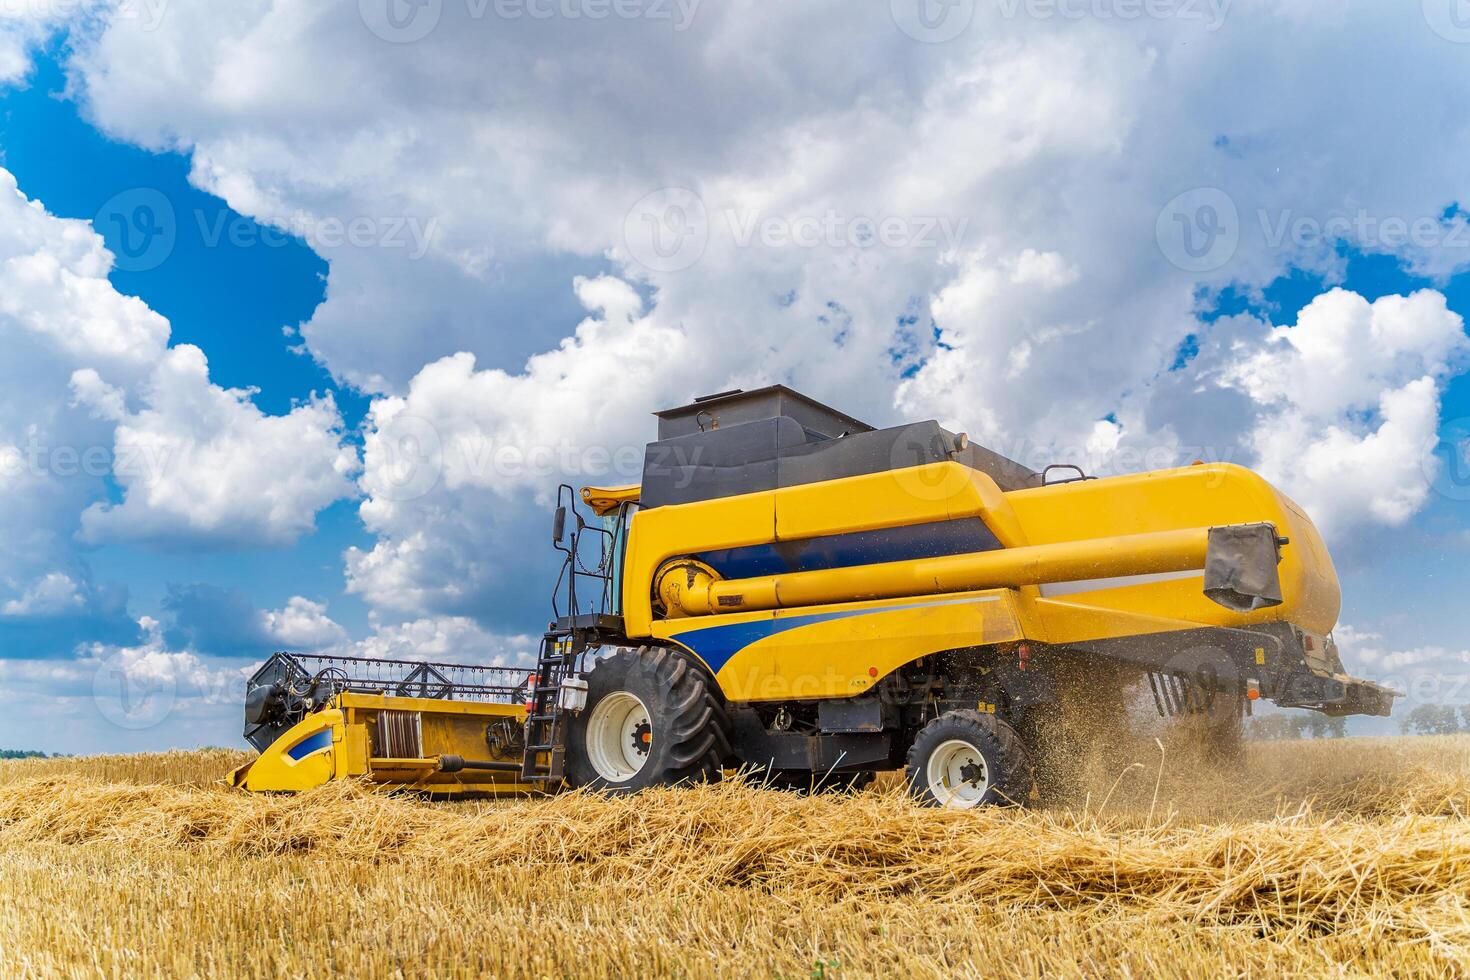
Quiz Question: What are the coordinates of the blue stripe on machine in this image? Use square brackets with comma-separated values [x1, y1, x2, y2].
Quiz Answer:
[669, 595, 996, 674]
[285, 729, 333, 761]
[695, 518, 1000, 580]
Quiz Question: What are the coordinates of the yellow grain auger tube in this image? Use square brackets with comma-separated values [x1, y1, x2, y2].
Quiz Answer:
[233, 385, 1395, 808]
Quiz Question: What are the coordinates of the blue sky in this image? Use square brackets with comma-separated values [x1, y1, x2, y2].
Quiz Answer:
[1, 5, 1469, 750]
[0, 48, 375, 640]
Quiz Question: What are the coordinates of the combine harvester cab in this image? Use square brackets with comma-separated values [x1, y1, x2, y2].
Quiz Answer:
[227, 652, 540, 796]
[234, 384, 1396, 807]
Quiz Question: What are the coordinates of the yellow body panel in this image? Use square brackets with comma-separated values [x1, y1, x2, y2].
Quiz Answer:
[622, 460, 1341, 704]
[1005, 463, 1339, 636]
[227, 708, 345, 792]
[623, 461, 1028, 636]
[227, 692, 543, 796]
[582, 483, 641, 517]
[655, 589, 1027, 701]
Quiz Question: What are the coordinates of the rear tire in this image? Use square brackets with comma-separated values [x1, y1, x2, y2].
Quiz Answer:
[906, 710, 1033, 808]
[565, 646, 730, 794]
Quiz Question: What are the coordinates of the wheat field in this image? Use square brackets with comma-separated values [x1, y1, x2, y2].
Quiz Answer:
[0, 734, 1467, 978]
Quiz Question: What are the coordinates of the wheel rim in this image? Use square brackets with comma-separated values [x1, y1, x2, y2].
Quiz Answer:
[585, 692, 653, 782]
[926, 738, 991, 809]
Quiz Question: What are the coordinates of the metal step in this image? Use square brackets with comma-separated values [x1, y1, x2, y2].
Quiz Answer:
[520, 745, 565, 781]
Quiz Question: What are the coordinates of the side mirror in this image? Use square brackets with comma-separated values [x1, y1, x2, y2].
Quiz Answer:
[552, 506, 567, 544]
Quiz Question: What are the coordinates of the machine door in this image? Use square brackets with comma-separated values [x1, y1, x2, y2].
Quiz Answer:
[605, 502, 639, 615]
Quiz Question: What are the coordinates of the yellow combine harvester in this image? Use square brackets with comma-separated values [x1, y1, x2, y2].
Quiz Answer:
[231, 386, 1395, 807]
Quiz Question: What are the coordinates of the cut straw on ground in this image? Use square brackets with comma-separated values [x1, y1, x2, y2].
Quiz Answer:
[1, 735, 1467, 978]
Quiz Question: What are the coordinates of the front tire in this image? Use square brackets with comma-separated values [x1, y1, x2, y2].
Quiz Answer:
[565, 646, 729, 794]
[906, 710, 1033, 808]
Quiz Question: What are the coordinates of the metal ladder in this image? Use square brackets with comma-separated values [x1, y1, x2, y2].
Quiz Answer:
[521, 484, 627, 785]
[520, 630, 579, 784]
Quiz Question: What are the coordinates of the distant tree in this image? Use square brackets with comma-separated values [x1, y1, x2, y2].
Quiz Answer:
[1247, 712, 1349, 740]
[0, 749, 48, 760]
[1401, 704, 1464, 736]
[1246, 714, 1300, 740]
[1247, 715, 1279, 740]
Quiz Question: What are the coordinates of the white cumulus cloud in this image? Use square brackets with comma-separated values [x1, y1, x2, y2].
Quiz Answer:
[1, 1, 1468, 649]
[260, 596, 348, 650]
[1, 572, 84, 618]
[1224, 290, 1467, 532]
[74, 345, 358, 547]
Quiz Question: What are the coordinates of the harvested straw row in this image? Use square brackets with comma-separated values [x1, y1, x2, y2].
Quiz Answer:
[3, 740, 1469, 977]
[2, 771, 1467, 942]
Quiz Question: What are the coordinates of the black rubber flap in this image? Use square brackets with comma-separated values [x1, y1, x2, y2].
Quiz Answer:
[1203, 522, 1284, 612]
